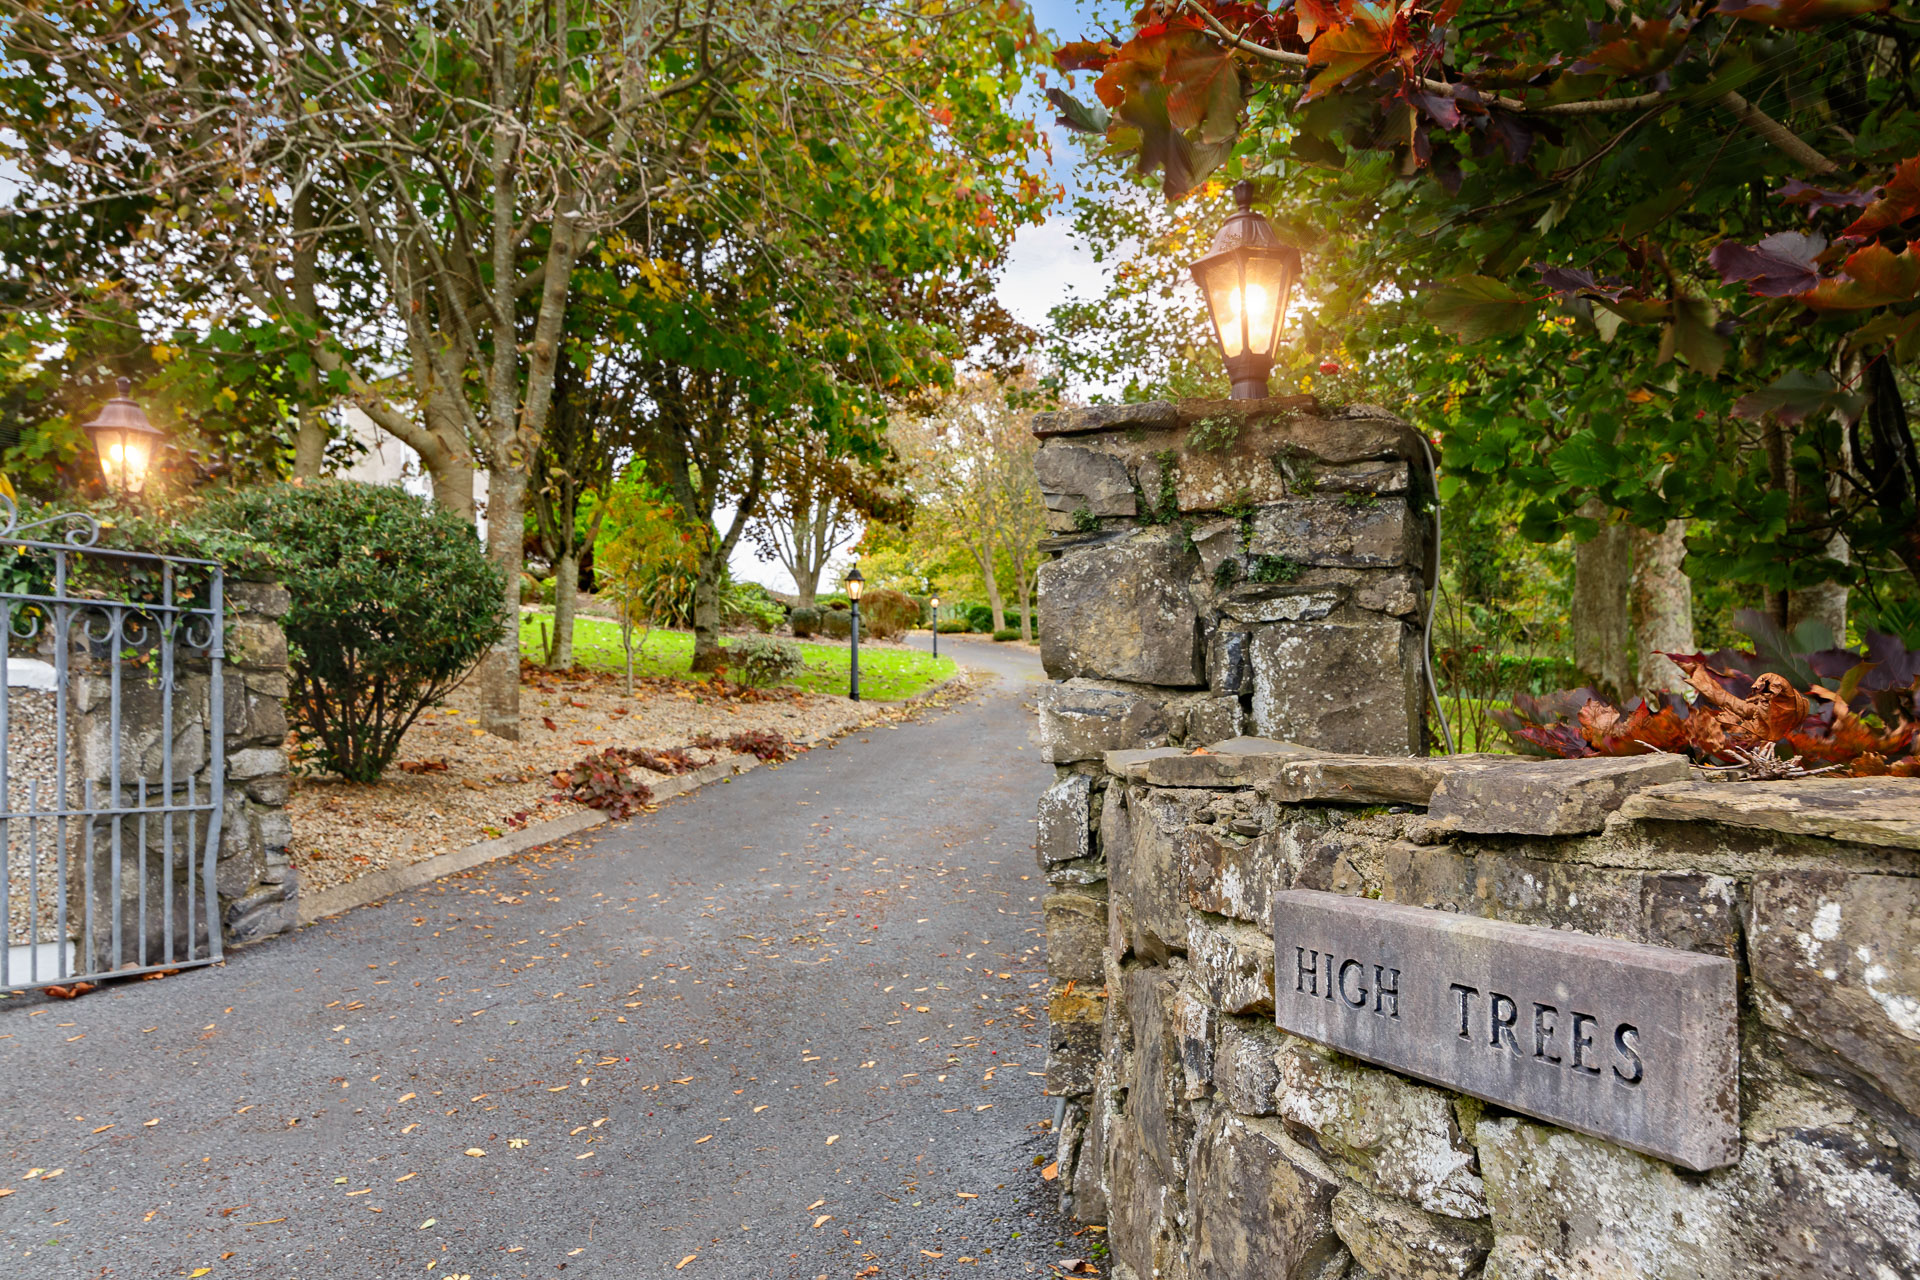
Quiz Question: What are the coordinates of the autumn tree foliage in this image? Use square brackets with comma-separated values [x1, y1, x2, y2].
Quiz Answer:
[1046, 0, 1920, 646]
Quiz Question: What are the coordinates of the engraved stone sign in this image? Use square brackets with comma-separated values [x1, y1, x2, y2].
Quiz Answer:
[1272, 889, 1739, 1170]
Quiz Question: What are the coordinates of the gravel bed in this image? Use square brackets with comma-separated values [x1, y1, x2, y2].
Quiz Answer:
[288, 670, 912, 897]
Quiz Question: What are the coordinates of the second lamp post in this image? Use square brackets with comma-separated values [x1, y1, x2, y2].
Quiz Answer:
[845, 566, 864, 702]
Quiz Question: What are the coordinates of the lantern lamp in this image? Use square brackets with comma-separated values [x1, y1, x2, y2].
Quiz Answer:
[844, 566, 864, 602]
[1190, 181, 1302, 400]
[81, 378, 165, 498]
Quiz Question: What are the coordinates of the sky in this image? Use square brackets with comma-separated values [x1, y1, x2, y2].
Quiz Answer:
[730, 0, 1127, 595]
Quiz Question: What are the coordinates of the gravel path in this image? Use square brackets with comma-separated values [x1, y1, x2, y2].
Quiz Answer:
[0, 644, 1093, 1278]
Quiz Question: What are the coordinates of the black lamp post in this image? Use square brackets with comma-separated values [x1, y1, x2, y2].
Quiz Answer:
[80, 378, 165, 499]
[930, 593, 940, 661]
[845, 566, 864, 702]
[1190, 181, 1302, 400]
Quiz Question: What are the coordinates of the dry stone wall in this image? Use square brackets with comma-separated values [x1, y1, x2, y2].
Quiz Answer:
[1038, 745, 1920, 1280]
[1031, 401, 1920, 1279]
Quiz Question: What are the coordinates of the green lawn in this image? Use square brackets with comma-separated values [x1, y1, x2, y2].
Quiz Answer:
[520, 612, 957, 702]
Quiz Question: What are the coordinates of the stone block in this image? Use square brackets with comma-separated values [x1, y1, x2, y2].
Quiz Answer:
[1427, 753, 1691, 836]
[1035, 442, 1138, 516]
[1039, 682, 1171, 764]
[1040, 534, 1203, 686]
[1216, 1017, 1285, 1116]
[1053, 1098, 1087, 1215]
[1249, 617, 1421, 756]
[1247, 497, 1417, 568]
[1124, 964, 1194, 1182]
[1185, 824, 1286, 925]
[1263, 752, 1512, 805]
[226, 618, 288, 670]
[1074, 1071, 1114, 1222]
[1038, 773, 1094, 864]
[1276, 1039, 1486, 1220]
[1046, 889, 1108, 986]
[1748, 870, 1920, 1120]
[1139, 741, 1321, 788]
[1174, 981, 1217, 1101]
[1048, 985, 1105, 1097]
[1208, 627, 1253, 697]
[1379, 847, 1742, 959]
[244, 670, 291, 700]
[1120, 788, 1209, 956]
[1187, 1111, 1349, 1280]
[1478, 1118, 1737, 1280]
[1331, 1185, 1491, 1280]
[1105, 745, 1190, 780]
[1219, 588, 1343, 624]
[1732, 1122, 1920, 1276]
[1108, 1111, 1190, 1280]
[227, 747, 287, 781]
[224, 880, 296, 945]
[1191, 915, 1276, 1015]
[1185, 696, 1245, 748]
[227, 579, 292, 619]
[245, 775, 291, 807]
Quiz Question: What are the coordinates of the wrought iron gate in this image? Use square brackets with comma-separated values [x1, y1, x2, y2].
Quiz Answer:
[0, 500, 225, 990]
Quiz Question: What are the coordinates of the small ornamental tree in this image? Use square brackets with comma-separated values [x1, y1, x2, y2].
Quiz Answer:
[206, 481, 504, 782]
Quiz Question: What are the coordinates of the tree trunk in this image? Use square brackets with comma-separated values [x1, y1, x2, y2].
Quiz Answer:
[475, 464, 526, 740]
[1571, 500, 1634, 700]
[1630, 519, 1694, 694]
[690, 550, 727, 673]
[291, 405, 329, 478]
[982, 567, 1007, 634]
[793, 562, 820, 611]
[551, 548, 579, 671]
[1789, 536, 1850, 643]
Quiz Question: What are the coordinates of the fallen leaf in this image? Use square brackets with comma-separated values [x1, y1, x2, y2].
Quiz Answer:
[419, 1218, 437, 1229]
[676, 1254, 697, 1270]
[826, 1135, 839, 1145]
[813, 1214, 833, 1228]
[568, 1248, 585, 1256]
[956, 1191, 978, 1199]
[1041, 1161, 1060, 1181]
[397, 1092, 416, 1103]
[92, 1124, 113, 1133]
[575, 1151, 594, 1160]
[464, 1148, 486, 1157]
[143, 1118, 160, 1127]
[922, 1250, 944, 1258]
[396, 1172, 417, 1182]
[0, 1189, 12, 1198]
[191, 1270, 212, 1277]
[807, 1199, 826, 1211]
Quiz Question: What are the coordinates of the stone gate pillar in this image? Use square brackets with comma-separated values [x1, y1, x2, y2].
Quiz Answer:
[1033, 398, 1432, 763]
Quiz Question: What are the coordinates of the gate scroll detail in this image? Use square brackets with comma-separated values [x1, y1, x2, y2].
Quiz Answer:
[0, 499, 226, 989]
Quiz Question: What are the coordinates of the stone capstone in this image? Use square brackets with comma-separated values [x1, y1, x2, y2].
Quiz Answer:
[1427, 752, 1692, 836]
[1249, 618, 1421, 755]
[1040, 535, 1203, 686]
[1617, 777, 1920, 850]
[1038, 682, 1172, 764]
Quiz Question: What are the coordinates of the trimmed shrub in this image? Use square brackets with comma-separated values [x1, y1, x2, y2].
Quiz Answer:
[204, 481, 505, 783]
[860, 587, 917, 640]
[820, 609, 853, 639]
[730, 636, 804, 687]
[963, 603, 995, 632]
[724, 580, 785, 632]
[992, 627, 1022, 642]
[789, 606, 822, 638]
[936, 619, 970, 634]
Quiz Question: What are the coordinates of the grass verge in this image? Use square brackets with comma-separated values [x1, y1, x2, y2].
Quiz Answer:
[520, 612, 957, 701]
